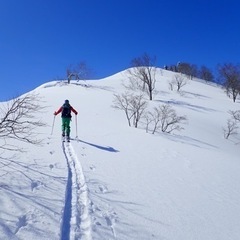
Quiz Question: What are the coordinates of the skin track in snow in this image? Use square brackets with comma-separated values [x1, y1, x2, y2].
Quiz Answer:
[61, 141, 92, 240]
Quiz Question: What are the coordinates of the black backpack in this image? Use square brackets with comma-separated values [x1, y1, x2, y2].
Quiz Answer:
[61, 103, 72, 118]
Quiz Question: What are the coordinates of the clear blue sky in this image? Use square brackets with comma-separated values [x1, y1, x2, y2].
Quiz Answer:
[1, 0, 240, 100]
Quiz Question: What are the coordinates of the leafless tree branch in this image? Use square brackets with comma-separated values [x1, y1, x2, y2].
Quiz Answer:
[145, 104, 187, 134]
[127, 53, 157, 100]
[112, 92, 147, 128]
[0, 93, 46, 158]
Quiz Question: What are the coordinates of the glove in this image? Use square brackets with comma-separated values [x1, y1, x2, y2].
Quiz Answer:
[54, 112, 57, 116]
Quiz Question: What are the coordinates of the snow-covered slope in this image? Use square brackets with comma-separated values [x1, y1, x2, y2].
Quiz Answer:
[1, 69, 240, 240]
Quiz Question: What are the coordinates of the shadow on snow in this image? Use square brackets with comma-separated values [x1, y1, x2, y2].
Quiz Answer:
[77, 139, 119, 153]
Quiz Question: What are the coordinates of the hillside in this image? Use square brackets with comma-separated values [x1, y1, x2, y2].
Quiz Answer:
[0, 68, 240, 240]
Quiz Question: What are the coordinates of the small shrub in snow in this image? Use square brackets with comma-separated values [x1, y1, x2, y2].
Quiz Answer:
[168, 74, 188, 92]
[0, 93, 46, 157]
[223, 119, 238, 139]
[223, 110, 240, 139]
[112, 92, 148, 128]
[144, 104, 187, 134]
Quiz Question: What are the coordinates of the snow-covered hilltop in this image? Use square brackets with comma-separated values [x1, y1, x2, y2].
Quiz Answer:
[1, 69, 240, 240]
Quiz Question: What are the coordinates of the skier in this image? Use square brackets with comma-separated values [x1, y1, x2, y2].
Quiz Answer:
[54, 100, 78, 141]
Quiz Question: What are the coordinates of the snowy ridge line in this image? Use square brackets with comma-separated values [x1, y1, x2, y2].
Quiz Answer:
[61, 142, 92, 240]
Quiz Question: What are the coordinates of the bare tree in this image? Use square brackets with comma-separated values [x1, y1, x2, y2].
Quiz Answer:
[112, 92, 147, 128]
[223, 110, 240, 139]
[169, 74, 188, 92]
[122, 75, 143, 92]
[130, 94, 148, 128]
[112, 92, 134, 127]
[145, 104, 187, 134]
[223, 119, 238, 139]
[230, 110, 240, 122]
[198, 65, 214, 82]
[218, 63, 240, 102]
[144, 111, 154, 133]
[168, 81, 174, 91]
[144, 109, 161, 134]
[67, 61, 93, 84]
[177, 62, 198, 79]
[0, 93, 46, 157]
[127, 53, 157, 100]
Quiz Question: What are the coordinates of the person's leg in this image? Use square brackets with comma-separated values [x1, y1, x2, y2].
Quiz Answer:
[62, 118, 67, 136]
[65, 118, 71, 139]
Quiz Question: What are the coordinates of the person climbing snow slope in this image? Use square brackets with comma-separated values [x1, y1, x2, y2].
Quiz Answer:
[54, 99, 78, 141]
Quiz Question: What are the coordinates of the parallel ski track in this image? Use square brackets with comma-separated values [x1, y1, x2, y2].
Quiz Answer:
[61, 141, 92, 240]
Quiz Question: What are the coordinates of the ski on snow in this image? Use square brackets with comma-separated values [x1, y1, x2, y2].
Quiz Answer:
[62, 136, 70, 142]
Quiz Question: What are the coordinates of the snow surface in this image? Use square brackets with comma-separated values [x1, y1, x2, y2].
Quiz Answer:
[1, 68, 240, 240]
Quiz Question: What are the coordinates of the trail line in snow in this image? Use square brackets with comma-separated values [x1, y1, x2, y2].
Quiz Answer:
[74, 138, 119, 239]
[61, 141, 92, 240]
